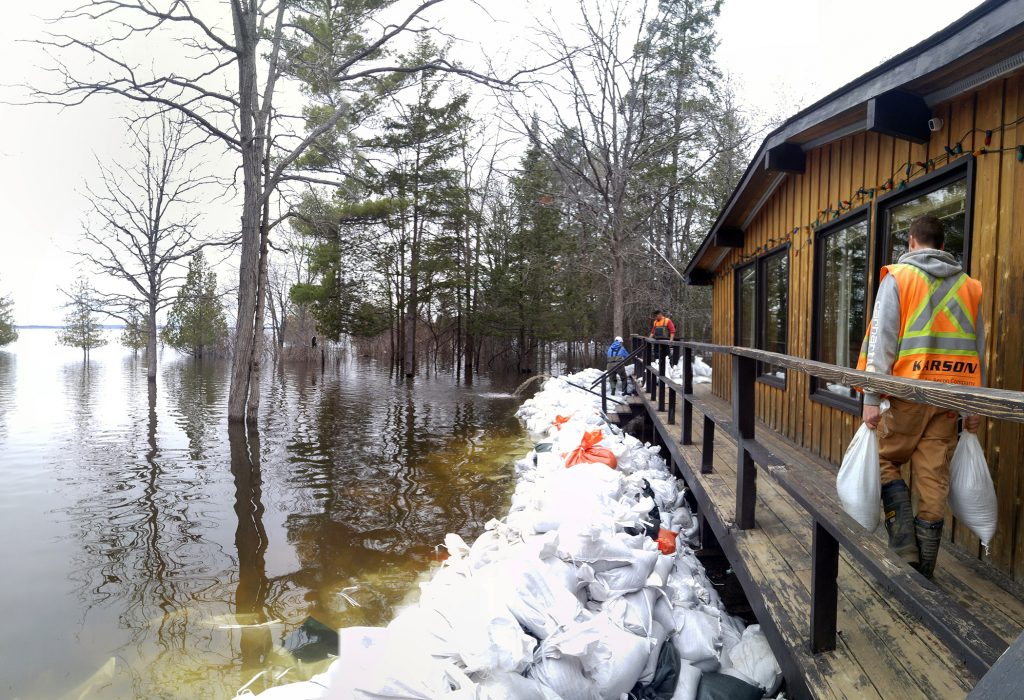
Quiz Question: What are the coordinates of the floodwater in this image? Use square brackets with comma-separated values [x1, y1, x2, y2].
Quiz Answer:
[0, 329, 529, 699]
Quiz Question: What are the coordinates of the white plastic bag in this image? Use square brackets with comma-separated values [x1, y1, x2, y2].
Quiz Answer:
[948, 431, 997, 549]
[836, 423, 881, 530]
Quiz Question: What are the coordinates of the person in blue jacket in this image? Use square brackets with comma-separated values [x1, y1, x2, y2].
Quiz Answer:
[606, 336, 630, 396]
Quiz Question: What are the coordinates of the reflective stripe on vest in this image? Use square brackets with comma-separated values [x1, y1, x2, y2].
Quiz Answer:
[856, 263, 982, 386]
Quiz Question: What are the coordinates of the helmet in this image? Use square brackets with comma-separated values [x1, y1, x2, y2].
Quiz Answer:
[614, 336, 623, 342]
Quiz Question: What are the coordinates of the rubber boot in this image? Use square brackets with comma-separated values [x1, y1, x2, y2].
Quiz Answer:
[915, 517, 944, 579]
[881, 480, 919, 568]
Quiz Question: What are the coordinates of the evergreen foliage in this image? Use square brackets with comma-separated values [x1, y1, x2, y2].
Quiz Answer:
[0, 292, 17, 347]
[161, 252, 228, 358]
[58, 278, 108, 357]
[120, 305, 148, 354]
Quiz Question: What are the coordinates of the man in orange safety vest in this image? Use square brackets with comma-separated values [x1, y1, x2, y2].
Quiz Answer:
[858, 215, 984, 578]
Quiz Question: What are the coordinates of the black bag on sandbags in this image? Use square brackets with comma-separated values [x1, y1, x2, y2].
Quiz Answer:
[629, 639, 680, 700]
[624, 479, 661, 540]
[695, 672, 763, 700]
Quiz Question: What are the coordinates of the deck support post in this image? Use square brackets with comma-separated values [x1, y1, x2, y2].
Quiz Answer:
[682, 346, 693, 444]
[646, 342, 655, 400]
[810, 521, 840, 653]
[701, 414, 715, 474]
[733, 353, 757, 530]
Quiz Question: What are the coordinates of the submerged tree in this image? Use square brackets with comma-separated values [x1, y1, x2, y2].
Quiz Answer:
[58, 278, 108, 359]
[120, 305, 148, 356]
[78, 114, 218, 383]
[0, 287, 17, 347]
[162, 252, 228, 359]
[30, 0, 510, 422]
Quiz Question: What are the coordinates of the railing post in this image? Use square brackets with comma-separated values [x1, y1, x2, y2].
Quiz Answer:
[601, 373, 608, 415]
[701, 414, 715, 474]
[682, 346, 694, 444]
[810, 521, 840, 653]
[644, 341, 653, 397]
[667, 343, 680, 424]
[732, 352, 757, 530]
[657, 346, 667, 412]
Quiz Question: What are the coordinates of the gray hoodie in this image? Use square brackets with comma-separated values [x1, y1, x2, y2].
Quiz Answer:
[862, 248, 986, 406]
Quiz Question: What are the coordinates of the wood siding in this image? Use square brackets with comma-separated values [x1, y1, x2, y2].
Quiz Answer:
[708, 72, 1024, 579]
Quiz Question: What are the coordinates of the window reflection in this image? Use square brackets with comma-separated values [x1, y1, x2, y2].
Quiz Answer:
[738, 265, 755, 348]
[761, 252, 788, 379]
[818, 219, 868, 399]
[885, 179, 967, 264]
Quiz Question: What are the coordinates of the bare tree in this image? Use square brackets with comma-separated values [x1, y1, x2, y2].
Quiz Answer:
[78, 114, 219, 384]
[27, 0, 514, 424]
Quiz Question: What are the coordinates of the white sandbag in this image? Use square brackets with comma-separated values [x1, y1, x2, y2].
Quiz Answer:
[544, 613, 653, 700]
[252, 680, 329, 699]
[529, 651, 601, 700]
[836, 423, 881, 530]
[639, 619, 670, 683]
[726, 624, 782, 694]
[323, 627, 478, 699]
[489, 557, 583, 640]
[670, 606, 722, 671]
[589, 547, 660, 600]
[670, 663, 703, 700]
[475, 671, 561, 700]
[948, 431, 997, 548]
[693, 358, 712, 377]
[603, 587, 658, 636]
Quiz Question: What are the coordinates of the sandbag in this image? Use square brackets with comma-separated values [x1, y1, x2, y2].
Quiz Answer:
[670, 606, 722, 672]
[489, 558, 583, 640]
[565, 430, 618, 469]
[630, 636, 681, 700]
[657, 528, 678, 555]
[529, 651, 601, 700]
[544, 613, 653, 700]
[475, 671, 561, 700]
[836, 423, 881, 530]
[694, 672, 762, 700]
[725, 624, 781, 694]
[670, 663, 703, 700]
[948, 431, 997, 548]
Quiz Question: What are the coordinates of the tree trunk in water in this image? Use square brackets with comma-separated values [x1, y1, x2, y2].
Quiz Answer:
[228, 7, 262, 424]
[247, 226, 270, 424]
[147, 296, 158, 383]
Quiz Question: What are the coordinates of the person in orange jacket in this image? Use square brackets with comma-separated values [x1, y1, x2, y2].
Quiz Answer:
[859, 215, 984, 578]
[649, 310, 676, 341]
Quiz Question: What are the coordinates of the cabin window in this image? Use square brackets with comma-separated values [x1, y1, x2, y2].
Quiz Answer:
[758, 249, 789, 384]
[877, 158, 974, 270]
[812, 214, 868, 408]
[736, 263, 755, 348]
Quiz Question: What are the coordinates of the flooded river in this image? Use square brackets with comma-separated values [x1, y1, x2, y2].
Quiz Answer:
[0, 329, 529, 699]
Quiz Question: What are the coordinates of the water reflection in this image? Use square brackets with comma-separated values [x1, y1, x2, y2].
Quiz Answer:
[0, 330, 526, 699]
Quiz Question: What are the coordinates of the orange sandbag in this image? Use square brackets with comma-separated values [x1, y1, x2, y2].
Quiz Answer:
[553, 414, 573, 430]
[657, 528, 678, 555]
[565, 429, 618, 469]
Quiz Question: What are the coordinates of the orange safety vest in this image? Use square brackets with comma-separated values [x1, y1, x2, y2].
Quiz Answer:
[857, 263, 982, 386]
[653, 317, 672, 339]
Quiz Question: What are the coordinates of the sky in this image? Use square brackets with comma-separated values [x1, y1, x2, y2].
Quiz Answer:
[0, 0, 984, 326]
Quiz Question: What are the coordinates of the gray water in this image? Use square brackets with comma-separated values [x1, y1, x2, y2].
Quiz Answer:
[0, 329, 528, 699]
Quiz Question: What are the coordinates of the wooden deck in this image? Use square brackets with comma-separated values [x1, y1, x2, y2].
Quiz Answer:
[636, 388, 1024, 700]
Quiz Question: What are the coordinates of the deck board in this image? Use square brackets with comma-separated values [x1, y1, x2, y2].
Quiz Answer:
[644, 389, 1023, 699]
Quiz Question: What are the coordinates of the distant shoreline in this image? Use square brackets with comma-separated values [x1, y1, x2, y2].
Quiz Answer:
[15, 325, 127, 330]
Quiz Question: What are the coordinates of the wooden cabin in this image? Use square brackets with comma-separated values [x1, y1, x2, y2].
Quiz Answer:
[684, 0, 1024, 582]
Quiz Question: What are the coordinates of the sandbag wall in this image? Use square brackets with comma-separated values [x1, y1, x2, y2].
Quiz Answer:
[253, 368, 779, 700]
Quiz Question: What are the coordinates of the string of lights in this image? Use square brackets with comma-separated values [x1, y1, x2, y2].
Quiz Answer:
[711, 113, 1024, 280]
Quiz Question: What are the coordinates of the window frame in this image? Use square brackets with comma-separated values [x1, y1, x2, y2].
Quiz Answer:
[810, 206, 870, 414]
[756, 245, 790, 389]
[873, 155, 976, 284]
[733, 246, 790, 390]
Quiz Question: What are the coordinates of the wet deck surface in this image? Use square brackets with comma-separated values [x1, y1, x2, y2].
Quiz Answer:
[643, 389, 1024, 700]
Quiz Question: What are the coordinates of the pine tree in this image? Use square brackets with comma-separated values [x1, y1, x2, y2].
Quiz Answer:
[120, 305, 148, 355]
[161, 252, 228, 358]
[58, 278, 108, 359]
[0, 292, 17, 347]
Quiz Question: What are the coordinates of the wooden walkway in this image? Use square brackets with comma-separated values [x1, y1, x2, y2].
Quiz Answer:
[637, 388, 1024, 700]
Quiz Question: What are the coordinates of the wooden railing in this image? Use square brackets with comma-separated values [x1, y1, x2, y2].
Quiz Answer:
[629, 335, 1024, 679]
